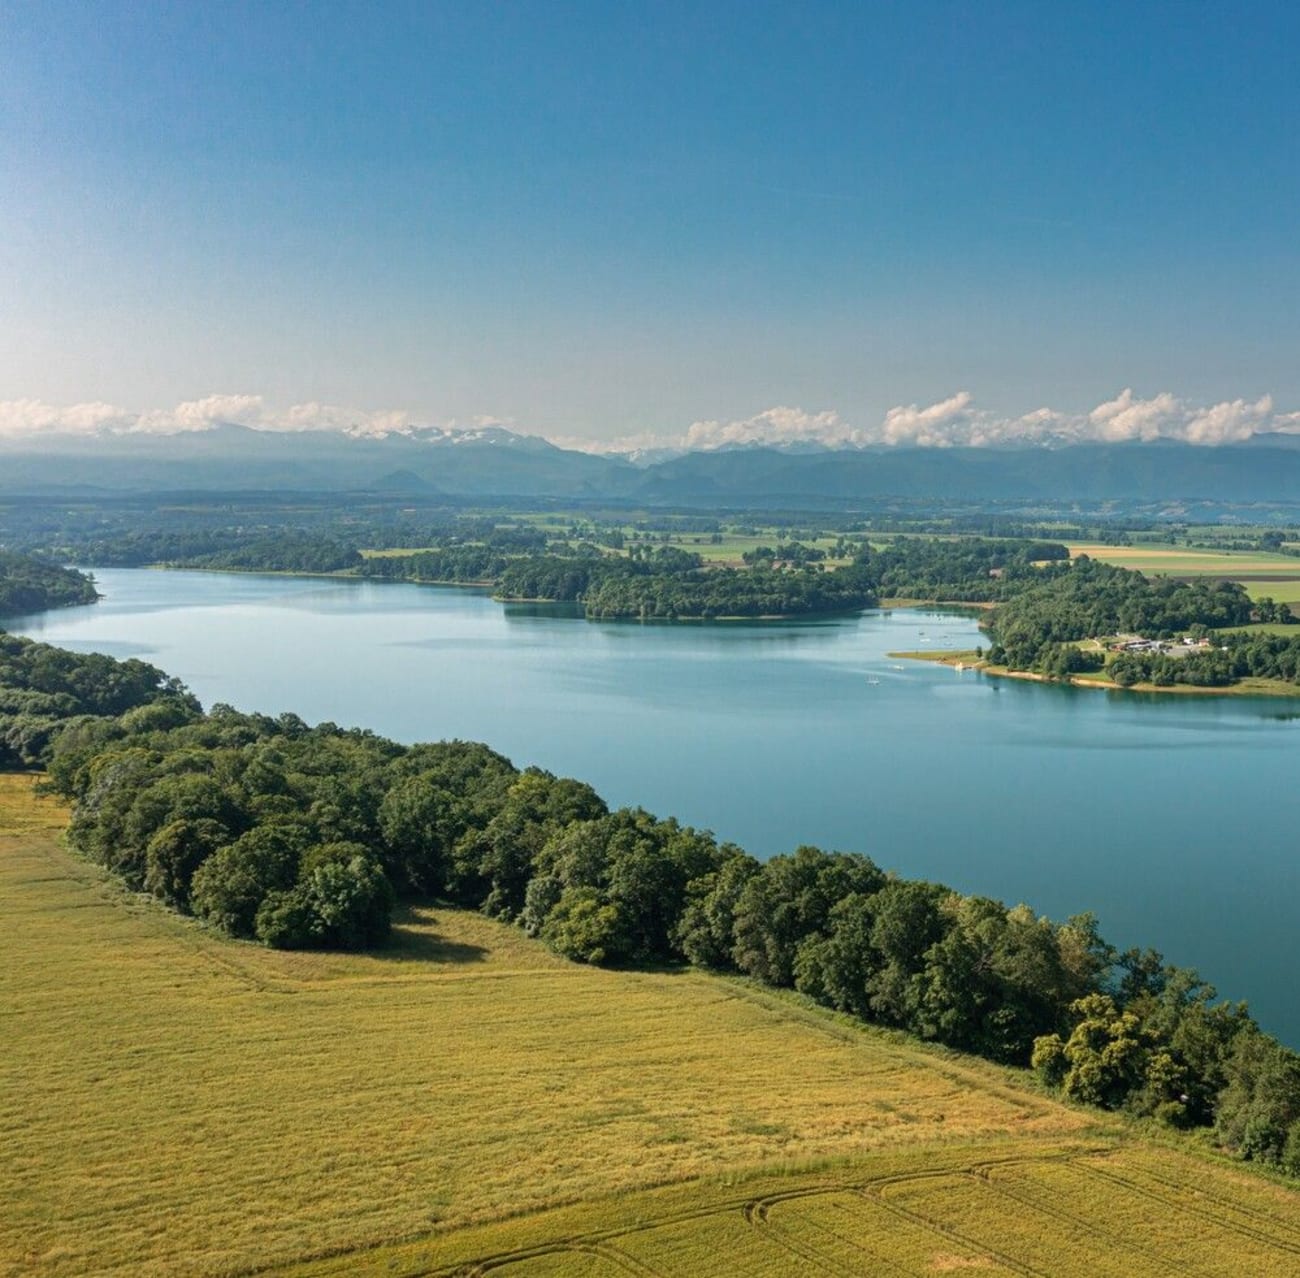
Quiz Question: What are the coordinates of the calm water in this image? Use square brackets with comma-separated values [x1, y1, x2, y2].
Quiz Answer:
[11, 568, 1300, 1043]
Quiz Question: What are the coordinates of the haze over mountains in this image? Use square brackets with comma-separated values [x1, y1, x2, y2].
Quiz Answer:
[5, 420, 1300, 507]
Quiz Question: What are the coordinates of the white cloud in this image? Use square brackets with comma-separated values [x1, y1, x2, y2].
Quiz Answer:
[574, 388, 1300, 454]
[4, 389, 1300, 451]
[135, 394, 267, 434]
[880, 391, 976, 447]
[684, 406, 860, 450]
[967, 406, 1071, 448]
[1183, 395, 1274, 445]
[1087, 389, 1182, 442]
[0, 398, 135, 436]
[0, 394, 421, 439]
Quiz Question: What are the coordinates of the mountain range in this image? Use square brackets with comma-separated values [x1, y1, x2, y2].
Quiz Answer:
[4, 423, 1300, 508]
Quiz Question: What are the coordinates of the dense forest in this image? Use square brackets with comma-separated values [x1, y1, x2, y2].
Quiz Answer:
[491, 547, 879, 619]
[0, 553, 99, 618]
[0, 632, 196, 769]
[858, 536, 1072, 603]
[2, 632, 1298, 1177]
[579, 559, 876, 620]
[579, 566, 876, 620]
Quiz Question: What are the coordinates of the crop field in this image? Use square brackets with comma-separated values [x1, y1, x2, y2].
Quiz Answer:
[5, 779, 1300, 1277]
[276, 1141, 1300, 1277]
[1068, 542, 1300, 579]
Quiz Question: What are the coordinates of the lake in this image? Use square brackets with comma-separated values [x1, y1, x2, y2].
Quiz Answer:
[10, 567, 1299, 1044]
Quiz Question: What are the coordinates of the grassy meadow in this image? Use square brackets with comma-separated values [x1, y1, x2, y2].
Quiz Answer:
[1241, 578, 1300, 605]
[5, 776, 1300, 1276]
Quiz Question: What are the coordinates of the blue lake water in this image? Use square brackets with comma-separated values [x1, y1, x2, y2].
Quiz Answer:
[10, 567, 1300, 1044]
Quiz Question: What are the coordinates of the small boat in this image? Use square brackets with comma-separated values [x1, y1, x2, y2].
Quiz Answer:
[865, 677, 881, 685]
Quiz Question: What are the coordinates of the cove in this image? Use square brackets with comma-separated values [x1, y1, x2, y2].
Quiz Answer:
[10, 567, 1299, 1045]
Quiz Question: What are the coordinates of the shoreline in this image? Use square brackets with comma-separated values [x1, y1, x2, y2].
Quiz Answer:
[890, 650, 1300, 699]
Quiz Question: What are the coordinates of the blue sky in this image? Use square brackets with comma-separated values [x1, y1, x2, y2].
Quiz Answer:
[3, 1, 1299, 446]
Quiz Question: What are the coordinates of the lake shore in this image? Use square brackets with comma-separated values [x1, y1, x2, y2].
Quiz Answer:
[890, 649, 1300, 698]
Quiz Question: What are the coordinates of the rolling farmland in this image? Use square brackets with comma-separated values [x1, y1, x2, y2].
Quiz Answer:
[1068, 543, 1300, 589]
[4, 775, 1299, 1276]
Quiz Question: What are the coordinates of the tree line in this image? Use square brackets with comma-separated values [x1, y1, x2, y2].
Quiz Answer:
[2, 630, 1297, 1177]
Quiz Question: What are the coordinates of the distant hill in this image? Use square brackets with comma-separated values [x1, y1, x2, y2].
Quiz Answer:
[5, 424, 1300, 506]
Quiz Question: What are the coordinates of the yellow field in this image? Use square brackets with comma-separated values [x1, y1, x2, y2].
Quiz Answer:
[0, 774, 70, 835]
[4, 777, 1300, 1277]
[273, 1140, 1300, 1277]
[1068, 542, 1300, 579]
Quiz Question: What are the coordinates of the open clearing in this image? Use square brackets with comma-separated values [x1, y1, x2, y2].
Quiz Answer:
[4, 776, 1299, 1276]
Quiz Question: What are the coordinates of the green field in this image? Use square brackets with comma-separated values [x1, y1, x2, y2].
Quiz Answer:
[1218, 620, 1300, 636]
[5, 775, 1300, 1277]
[1241, 579, 1300, 605]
